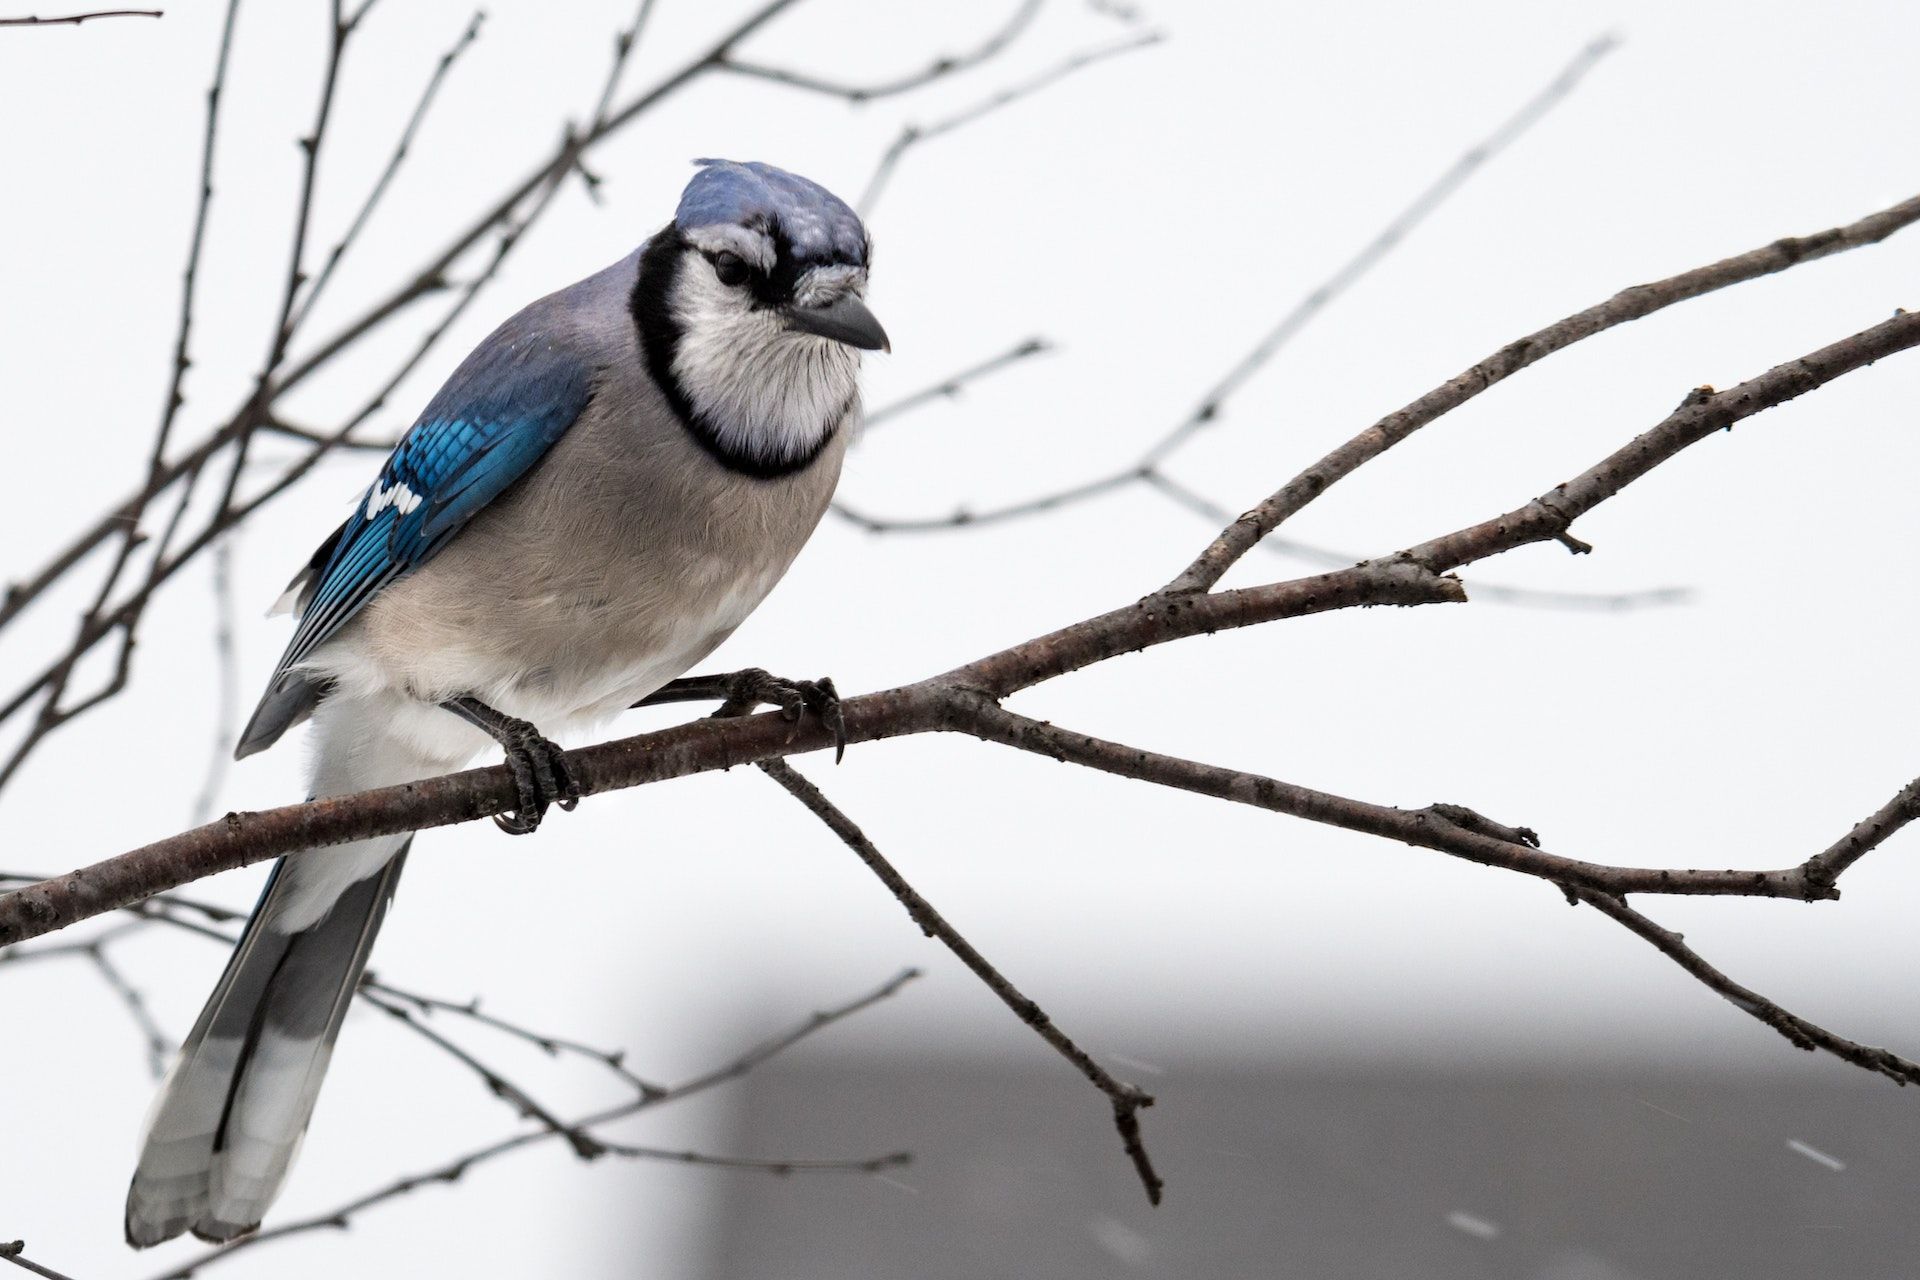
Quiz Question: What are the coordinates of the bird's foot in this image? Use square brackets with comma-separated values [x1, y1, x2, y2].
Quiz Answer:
[441, 696, 581, 834]
[637, 667, 846, 762]
[493, 726, 581, 835]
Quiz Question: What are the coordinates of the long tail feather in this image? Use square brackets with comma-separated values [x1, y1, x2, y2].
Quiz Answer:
[125, 843, 409, 1247]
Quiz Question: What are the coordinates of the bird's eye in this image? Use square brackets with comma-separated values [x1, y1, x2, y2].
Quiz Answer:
[713, 252, 748, 286]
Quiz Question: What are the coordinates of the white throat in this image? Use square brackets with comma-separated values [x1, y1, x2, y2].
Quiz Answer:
[670, 259, 861, 469]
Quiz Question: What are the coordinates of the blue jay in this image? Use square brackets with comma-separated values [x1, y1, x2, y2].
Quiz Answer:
[125, 160, 887, 1247]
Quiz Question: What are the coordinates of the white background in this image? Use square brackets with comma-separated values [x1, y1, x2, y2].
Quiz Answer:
[3, 0, 1919, 1275]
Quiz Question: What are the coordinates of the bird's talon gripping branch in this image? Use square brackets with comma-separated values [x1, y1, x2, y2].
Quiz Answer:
[442, 697, 578, 835]
[636, 669, 848, 762]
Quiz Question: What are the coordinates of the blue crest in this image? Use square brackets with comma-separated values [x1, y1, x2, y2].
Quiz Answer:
[675, 159, 868, 266]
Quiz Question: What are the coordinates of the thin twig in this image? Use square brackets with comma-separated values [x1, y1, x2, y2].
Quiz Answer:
[88, 946, 170, 1079]
[142, 970, 921, 1280]
[591, 1141, 910, 1174]
[587, 0, 657, 132]
[1171, 207, 1920, 591]
[0, 1240, 80, 1280]
[1574, 889, 1920, 1086]
[857, 28, 1163, 214]
[1800, 775, 1920, 891]
[361, 977, 668, 1100]
[0, 8, 159, 24]
[860, 337, 1051, 431]
[188, 537, 239, 825]
[359, 991, 607, 1160]
[0, 0, 240, 793]
[284, 8, 486, 339]
[843, 33, 1618, 542]
[718, 0, 1041, 102]
[757, 757, 1163, 1204]
[1142, 469, 1691, 613]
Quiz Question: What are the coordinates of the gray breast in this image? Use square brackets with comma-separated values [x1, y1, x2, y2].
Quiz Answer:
[344, 319, 853, 722]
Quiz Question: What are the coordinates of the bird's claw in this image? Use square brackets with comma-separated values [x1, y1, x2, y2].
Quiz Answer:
[805, 677, 847, 764]
[493, 728, 580, 835]
[706, 668, 846, 763]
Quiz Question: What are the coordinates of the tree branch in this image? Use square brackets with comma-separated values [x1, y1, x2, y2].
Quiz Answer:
[0, 564, 1460, 946]
[759, 758, 1163, 1204]
[7, 210, 1917, 1046]
[360, 977, 668, 1100]
[0, 8, 158, 24]
[1573, 889, 1920, 1086]
[956, 700, 1827, 899]
[0, 1240, 79, 1280]
[716, 0, 1040, 103]
[142, 970, 921, 1280]
[838, 33, 1618, 542]
[856, 28, 1164, 215]
[1169, 200, 1920, 592]
[1800, 775, 1920, 891]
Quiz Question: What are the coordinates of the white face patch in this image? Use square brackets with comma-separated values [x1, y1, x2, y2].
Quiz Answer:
[365, 477, 423, 520]
[669, 252, 864, 468]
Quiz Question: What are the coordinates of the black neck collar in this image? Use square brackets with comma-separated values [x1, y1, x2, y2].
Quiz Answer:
[629, 226, 840, 481]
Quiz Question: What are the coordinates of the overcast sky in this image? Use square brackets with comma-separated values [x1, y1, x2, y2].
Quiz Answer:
[4, 0, 1920, 1275]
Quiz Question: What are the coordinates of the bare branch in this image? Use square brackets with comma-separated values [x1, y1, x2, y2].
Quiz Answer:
[857, 28, 1164, 215]
[956, 700, 1823, 900]
[361, 977, 668, 1100]
[0, 1240, 80, 1280]
[283, 9, 486, 339]
[586, 0, 658, 134]
[187, 538, 239, 825]
[1140, 469, 1691, 613]
[142, 970, 921, 1280]
[359, 990, 607, 1160]
[1170, 198, 1920, 592]
[843, 33, 1616, 542]
[0, 8, 158, 24]
[147, 0, 234, 469]
[1573, 889, 1920, 1086]
[0, 562, 1465, 945]
[23, 280, 1920, 942]
[759, 757, 1163, 1204]
[1401, 310, 1920, 577]
[859, 337, 1052, 431]
[591, 1141, 910, 1175]
[718, 0, 1041, 103]
[0, 320, 1895, 939]
[1799, 775, 1920, 891]
[88, 946, 170, 1079]
[834, 468, 1140, 533]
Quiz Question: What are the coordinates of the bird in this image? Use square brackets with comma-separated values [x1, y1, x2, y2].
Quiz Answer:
[125, 158, 887, 1248]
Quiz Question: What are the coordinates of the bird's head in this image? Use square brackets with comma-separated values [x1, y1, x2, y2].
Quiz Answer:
[631, 159, 885, 478]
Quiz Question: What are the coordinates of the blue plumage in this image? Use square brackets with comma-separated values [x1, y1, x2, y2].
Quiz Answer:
[676, 158, 868, 265]
[261, 328, 595, 704]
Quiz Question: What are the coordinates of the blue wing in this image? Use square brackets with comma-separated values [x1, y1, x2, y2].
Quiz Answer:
[236, 327, 595, 757]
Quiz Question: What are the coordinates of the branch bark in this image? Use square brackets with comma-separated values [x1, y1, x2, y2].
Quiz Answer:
[5, 303, 1919, 947]
[1168, 197, 1920, 593]
[1573, 889, 1920, 1086]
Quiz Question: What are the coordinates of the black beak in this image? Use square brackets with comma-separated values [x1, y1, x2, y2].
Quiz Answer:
[784, 294, 890, 352]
